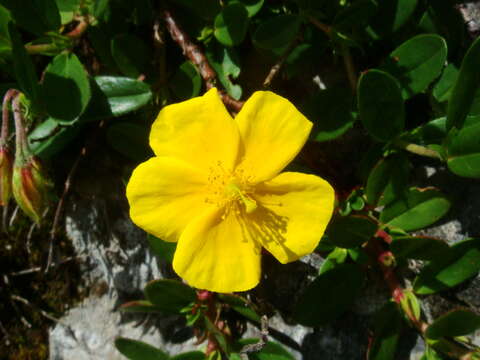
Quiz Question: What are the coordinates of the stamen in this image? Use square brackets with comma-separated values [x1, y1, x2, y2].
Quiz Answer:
[226, 183, 258, 214]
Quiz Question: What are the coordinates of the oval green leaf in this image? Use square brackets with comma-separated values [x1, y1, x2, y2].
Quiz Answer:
[447, 36, 480, 129]
[147, 234, 177, 263]
[253, 14, 300, 52]
[214, 2, 249, 46]
[380, 188, 451, 231]
[294, 263, 365, 326]
[228, 0, 263, 17]
[171, 352, 207, 360]
[426, 309, 480, 340]
[369, 0, 417, 37]
[144, 279, 196, 314]
[2, 0, 60, 36]
[358, 69, 405, 142]
[326, 215, 377, 249]
[368, 302, 402, 360]
[114, 338, 168, 360]
[106, 122, 152, 161]
[42, 53, 91, 122]
[111, 34, 150, 78]
[218, 294, 261, 323]
[382, 34, 447, 99]
[119, 300, 166, 314]
[170, 61, 202, 101]
[447, 122, 480, 178]
[390, 236, 450, 261]
[414, 238, 480, 294]
[433, 64, 458, 103]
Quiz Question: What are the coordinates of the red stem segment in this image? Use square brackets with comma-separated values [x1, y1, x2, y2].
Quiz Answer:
[1, 89, 19, 146]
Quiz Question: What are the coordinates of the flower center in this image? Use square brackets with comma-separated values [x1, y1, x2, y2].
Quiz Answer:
[205, 162, 257, 214]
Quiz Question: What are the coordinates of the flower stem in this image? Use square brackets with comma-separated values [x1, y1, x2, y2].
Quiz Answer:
[12, 94, 29, 164]
[393, 139, 443, 160]
[1, 89, 19, 146]
[341, 43, 357, 93]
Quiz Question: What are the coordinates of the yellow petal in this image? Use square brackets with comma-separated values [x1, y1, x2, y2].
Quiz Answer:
[235, 91, 312, 182]
[173, 207, 262, 292]
[150, 88, 240, 172]
[253, 172, 335, 263]
[126, 156, 210, 242]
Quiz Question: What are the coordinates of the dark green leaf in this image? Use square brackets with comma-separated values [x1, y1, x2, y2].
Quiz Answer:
[0, 6, 11, 54]
[8, 23, 41, 104]
[447, 122, 480, 178]
[114, 338, 168, 360]
[380, 188, 451, 231]
[414, 238, 480, 294]
[236, 339, 294, 360]
[366, 154, 410, 206]
[171, 352, 206, 360]
[368, 0, 418, 37]
[433, 64, 458, 103]
[294, 263, 365, 326]
[119, 300, 166, 314]
[333, 0, 377, 30]
[326, 215, 377, 249]
[218, 294, 261, 322]
[206, 43, 242, 100]
[170, 61, 202, 101]
[303, 87, 355, 142]
[253, 15, 301, 53]
[214, 3, 249, 46]
[382, 35, 447, 99]
[170, 0, 221, 20]
[42, 53, 91, 122]
[55, 0, 80, 24]
[227, 0, 263, 17]
[106, 122, 151, 161]
[391, 236, 450, 261]
[28, 118, 80, 159]
[447, 36, 480, 129]
[426, 309, 480, 340]
[111, 34, 150, 78]
[1, 0, 60, 35]
[144, 279, 196, 314]
[412, 117, 447, 145]
[147, 234, 177, 263]
[368, 302, 402, 360]
[358, 69, 405, 142]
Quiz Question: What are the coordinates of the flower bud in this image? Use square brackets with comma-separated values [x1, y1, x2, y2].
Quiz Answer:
[0, 146, 13, 206]
[12, 156, 52, 223]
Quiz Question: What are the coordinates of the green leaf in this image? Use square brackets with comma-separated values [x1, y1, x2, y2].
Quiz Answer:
[170, 0, 221, 20]
[368, 302, 402, 360]
[171, 352, 206, 360]
[119, 300, 166, 314]
[294, 263, 365, 326]
[414, 238, 480, 294]
[214, 2, 249, 46]
[253, 15, 300, 53]
[170, 61, 202, 101]
[433, 64, 458, 103]
[447, 122, 480, 178]
[236, 339, 294, 360]
[426, 309, 480, 340]
[447, 36, 480, 130]
[111, 34, 150, 78]
[218, 294, 261, 322]
[114, 338, 168, 360]
[368, 0, 418, 37]
[319, 247, 348, 274]
[382, 35, 447, 99]
[326, 215, 377, 249]
[390, 236, 450, 261]
[81, 76, 152, 120]
[303, 87, 355, 142]
[333, 0, 377, 30]
[0, 0, 60, 35]
[42, 53, 91, 123]
[55, 0, 80, 24]
[0, 6, 11, 54]
[206, 43, 242, 100]
[144, 279, 196, 314]
[8, 23, 41, 104]
[380, 188, 451, 231]
[227, 0, 263, 17]
[366, 154, 410, 206]
[106, 122, 151, 161]
[28, 118, 80, 159]
[358, 69, 405, 142]
[147, 234, 177, 263]
[412, 117, 447, 145]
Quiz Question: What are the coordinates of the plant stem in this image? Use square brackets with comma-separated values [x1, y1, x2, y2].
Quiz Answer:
[1, 89, 19, 146]
[393, 140, 443, 160]
[12, 94, 29, 164]
[341, 43, 357, 92]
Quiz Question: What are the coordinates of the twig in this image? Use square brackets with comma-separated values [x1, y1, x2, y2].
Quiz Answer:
[9, 255, 84, 277]
[0, 319, 10, 345]
[240, 315, 269, 360]
[341, 43, 357, 92]
[162, 9, 244, 112]
[393, 139, 443, 161]
[263, 38, 300, 88]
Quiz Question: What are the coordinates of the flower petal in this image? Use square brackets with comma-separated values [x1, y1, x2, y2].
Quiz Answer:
[235, 91, 312, 182]
[150, 88, 240, 171]
[126, 156, 210, 242]
[173, 207, 262, 292]
[253, 172, 335, 263]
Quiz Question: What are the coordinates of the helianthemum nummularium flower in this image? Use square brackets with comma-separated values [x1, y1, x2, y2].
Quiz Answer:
[126, 88, 335, 293]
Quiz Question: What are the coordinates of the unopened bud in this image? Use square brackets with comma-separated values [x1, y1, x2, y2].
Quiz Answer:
[0, 146, 13, 206]
[12, 156, 52, 223]
[378, 251, 396, 267]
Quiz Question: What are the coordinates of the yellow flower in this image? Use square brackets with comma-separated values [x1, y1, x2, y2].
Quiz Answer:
[126, 88, 335, 293]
